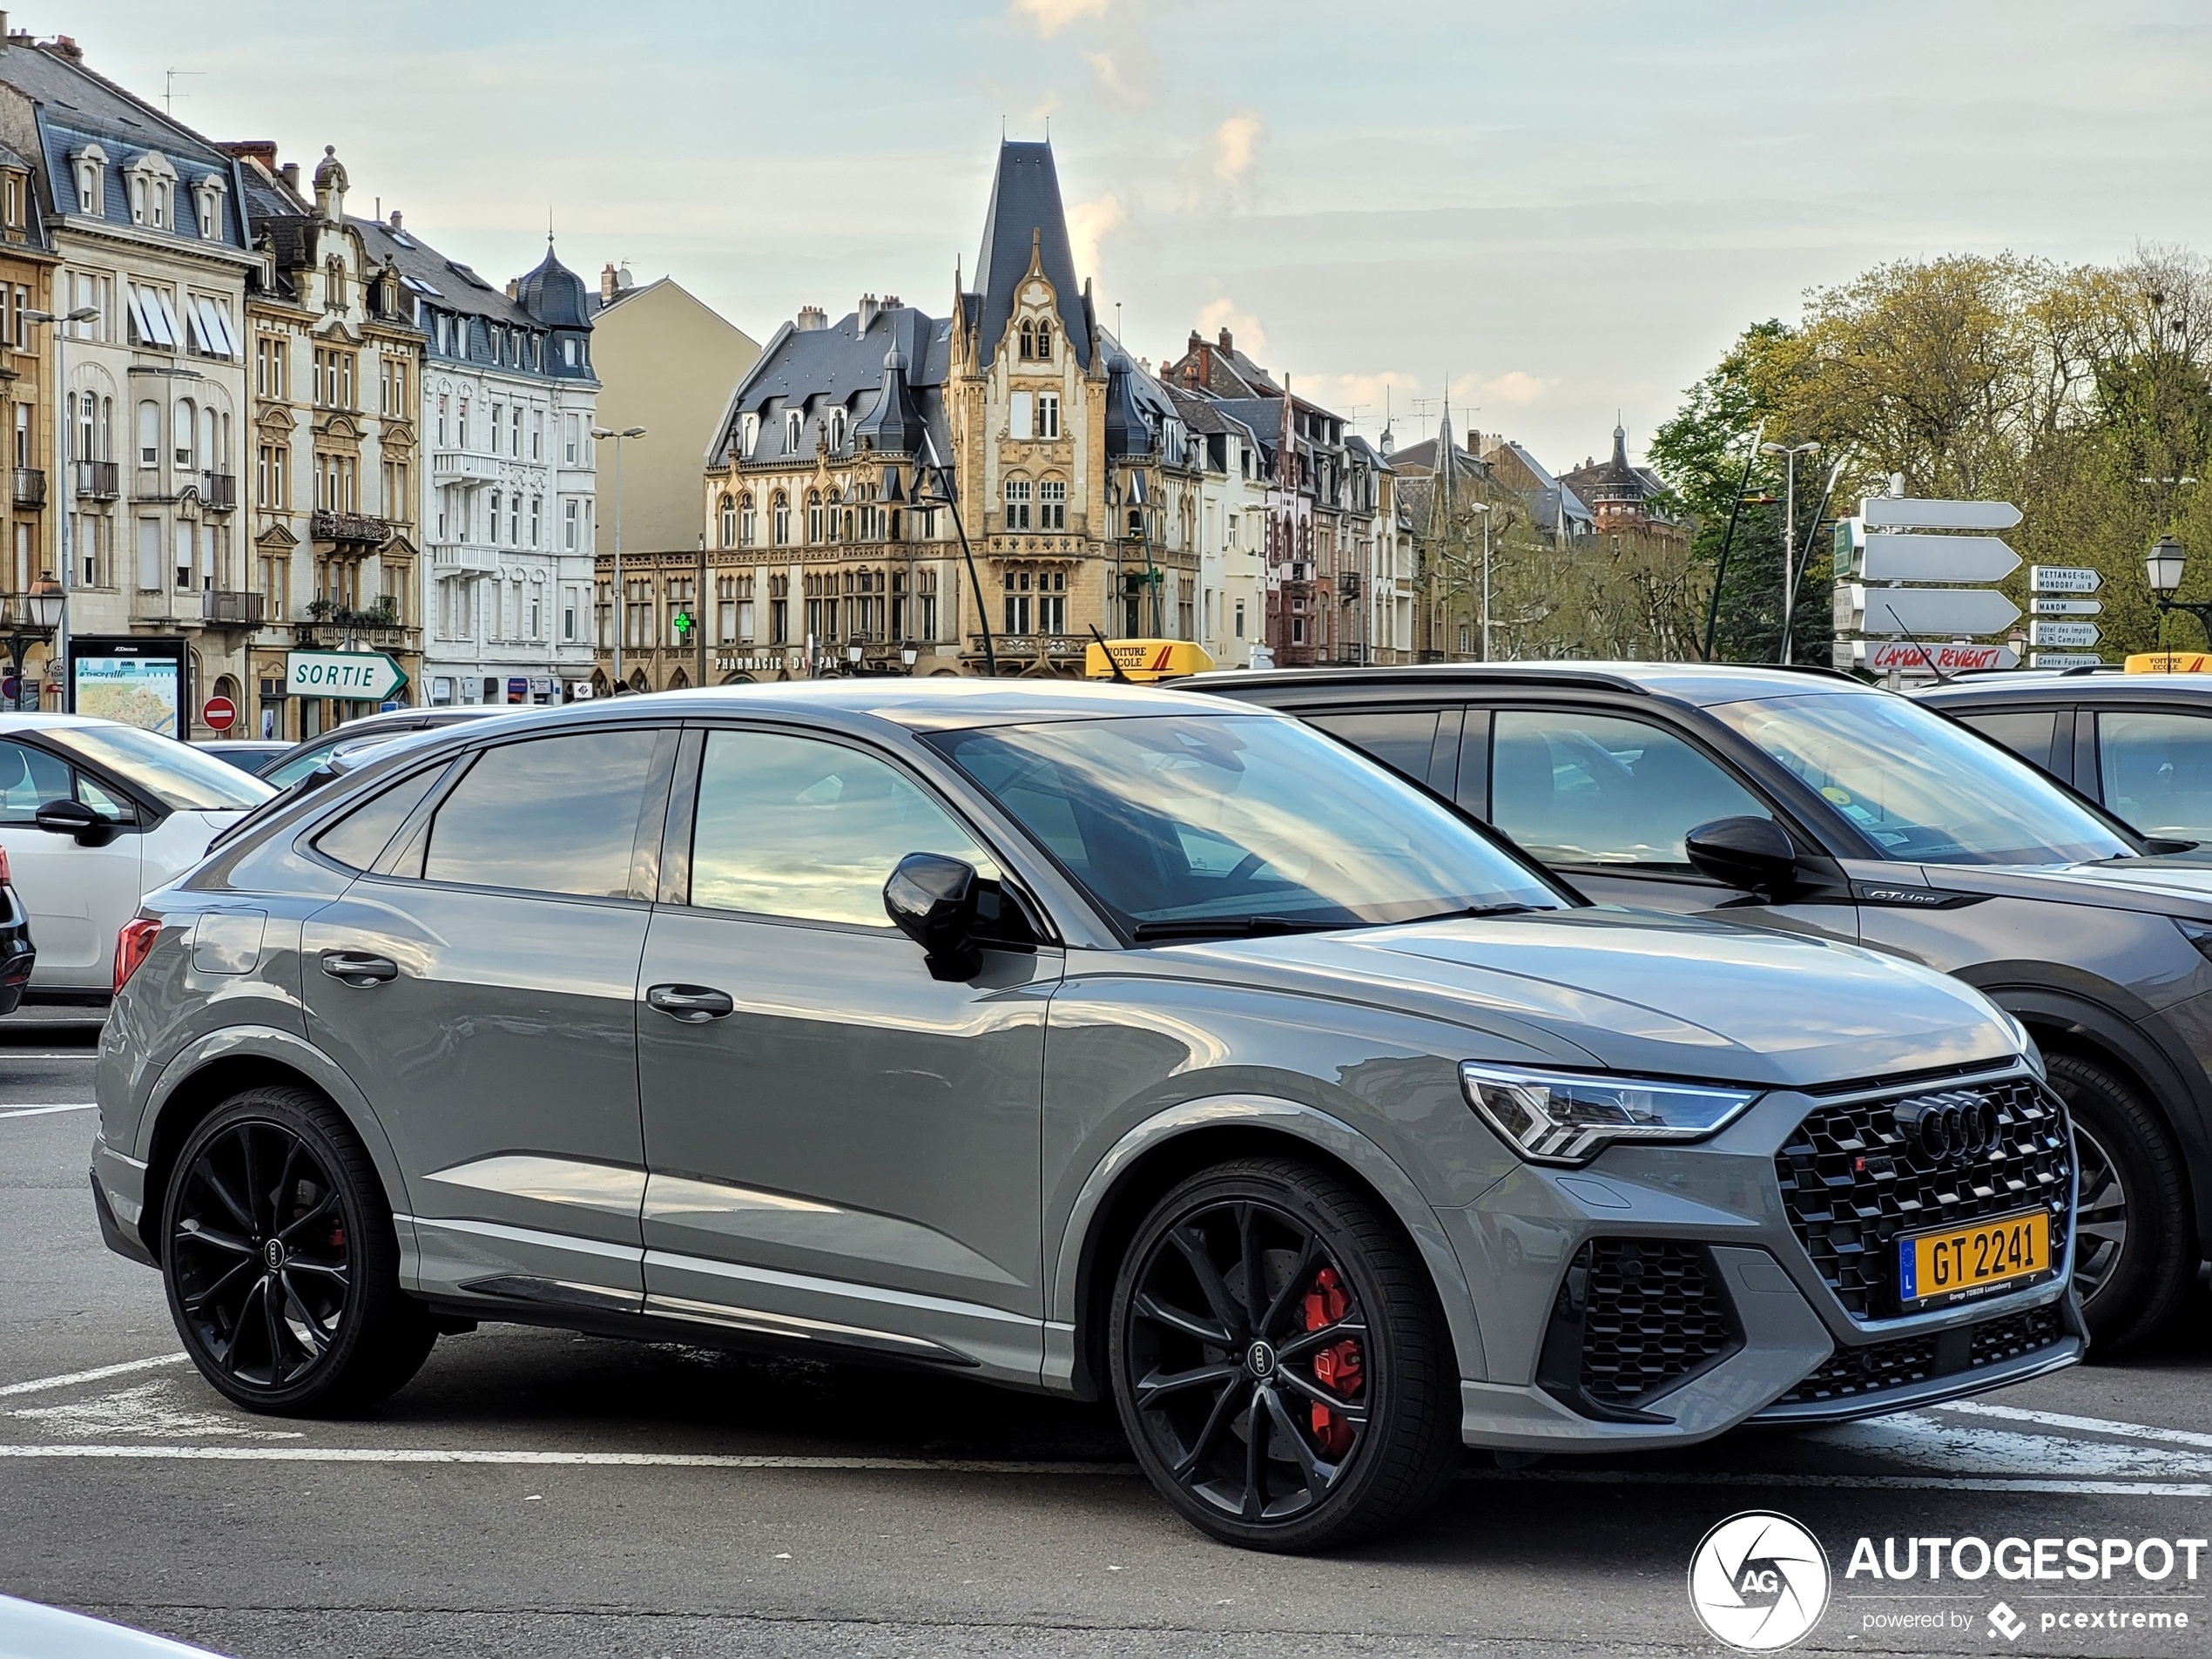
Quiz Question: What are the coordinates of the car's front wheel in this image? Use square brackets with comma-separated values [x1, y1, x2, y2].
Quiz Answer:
[2044, 1052, 2195, 1351]
[161, 1085, 435, 1414]
[1108, 1157, 1462, 1552]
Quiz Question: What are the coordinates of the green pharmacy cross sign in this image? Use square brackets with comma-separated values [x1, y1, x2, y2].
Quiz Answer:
[672, 610, 694, 637]
[287, 650, 408, 703]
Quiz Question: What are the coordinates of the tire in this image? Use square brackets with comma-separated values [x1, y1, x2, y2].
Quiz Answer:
[160, 1085, 435, 1414]
[2044, 1052, 2195, 1351]
[1108, 1157, 1462, 1552]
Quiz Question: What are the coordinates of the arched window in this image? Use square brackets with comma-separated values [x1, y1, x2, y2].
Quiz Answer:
[1018, 320, 1035, 360]
[825, 488, 841, 543]
[806, 489, 823, 544]
[1035, 320, 1051, 360]
[827, 408, 846, 450]
[173, 399, 196, 469]
[738, 493, 756, 546]
[1004, 477, 1031, 530]
[786, 409, 803, 452]
[772, 492, 790, 546]
[718, 492, 736, 548]
[1128, 507, 1143, 538]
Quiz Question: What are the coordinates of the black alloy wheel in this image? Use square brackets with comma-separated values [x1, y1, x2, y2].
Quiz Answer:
[162, 1087, 435, 1414]
[2069, 1119, 2128, 1309]
[1109, 1158, 1460, 1552]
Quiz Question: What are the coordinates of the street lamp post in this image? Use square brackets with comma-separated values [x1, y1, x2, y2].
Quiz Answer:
[919, 432, 995, 678]
[592, 426, 646, 691]
[1761, 440, 1821, 664]
[23, 305, 101, 709]
[4, 570, 65, 707]
[2143, 534, 2212, 667]
[1467, 500, 1493, 663]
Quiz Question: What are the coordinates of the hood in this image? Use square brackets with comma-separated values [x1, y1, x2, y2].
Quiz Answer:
[1163, 909, 2018, 1090]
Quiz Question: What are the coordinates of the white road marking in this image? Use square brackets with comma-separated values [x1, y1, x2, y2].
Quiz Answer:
[0, 1446, 1139, 1474]
[0, 1354, 190, 1399]
[1804, 1413, 2212, 1479]
[1462, 1468, 2210, 1497]
[1932, 1399, 2212, 1452]
[11, 1381, 304, 1440]
[0, 1103, 97, 1117]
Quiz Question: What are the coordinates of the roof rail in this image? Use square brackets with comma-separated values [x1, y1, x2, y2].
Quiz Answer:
[1190, 664, 1655, 696]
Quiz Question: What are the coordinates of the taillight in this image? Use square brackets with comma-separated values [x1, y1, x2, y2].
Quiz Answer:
[114, 917, 161, 995]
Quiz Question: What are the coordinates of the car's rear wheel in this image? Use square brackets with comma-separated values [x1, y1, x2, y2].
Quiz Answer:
[2044, 1052, 2194, 1350]
[161, 1086, 435, 1413]
[1108, 1157, 1461, 1552]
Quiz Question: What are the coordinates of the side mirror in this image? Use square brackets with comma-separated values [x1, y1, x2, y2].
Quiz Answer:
[884, 852, 982, 979]
[32, 798, 114, 846]
[1683, 815, 1798, 898]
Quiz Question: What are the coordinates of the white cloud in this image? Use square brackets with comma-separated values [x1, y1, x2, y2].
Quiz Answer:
[1212, 112, 1265, 184]
[1068, 192, 1127, 284]
[1195, 296, 1266, 354]
[1461, 369, 1554, 408]
[1084, 52, 1126, 97]
[1011, 0, 1110, 37]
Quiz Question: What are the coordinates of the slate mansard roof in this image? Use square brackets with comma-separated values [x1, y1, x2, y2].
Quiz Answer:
[713, 302, 952, 472]
[971, 142, 1090, 373]
[351, 216, 593, 380]
[1, 41, 249, 253]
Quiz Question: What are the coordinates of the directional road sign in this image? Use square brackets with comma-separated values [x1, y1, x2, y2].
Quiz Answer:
[1862, 497, 2023, 531]
[1835, 638, 2020, 674]
[2032, 598, 2102, 617]
[2029, 620, 2101, 648]
[1838, 583, 2021, 637]
[2031, 652, 2104, 669]
[1855, 532, 2021, 583]
[2030, 565, 2101, 594]
[287, 650, 408, 702]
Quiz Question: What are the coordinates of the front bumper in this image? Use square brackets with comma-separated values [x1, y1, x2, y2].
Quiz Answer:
[1441, 1063, 2081, 1453]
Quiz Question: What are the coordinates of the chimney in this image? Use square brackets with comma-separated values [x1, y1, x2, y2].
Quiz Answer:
[280, 161, 299, 192]
[1469, 428, 1480, 455]
[47, 33, 81, 60]
[388, 209, 401, 230]
[216, 140, 279, 175]
[600, 261, 617, 303]
[1, 15, 11, 49]
[857, 293, 879, 334]
[796, 305, 827, 333]
[1217, 326, 1233, 354]
[505, 278, 520, 300]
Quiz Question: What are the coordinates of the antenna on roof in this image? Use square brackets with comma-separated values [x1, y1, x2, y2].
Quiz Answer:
[163, 69, 202, 116]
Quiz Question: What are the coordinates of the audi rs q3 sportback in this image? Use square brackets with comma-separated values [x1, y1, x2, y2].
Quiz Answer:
[96, 680, 2080, 1551]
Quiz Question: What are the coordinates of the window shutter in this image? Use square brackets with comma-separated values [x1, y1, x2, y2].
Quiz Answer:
[1010, 392, 1033, 441]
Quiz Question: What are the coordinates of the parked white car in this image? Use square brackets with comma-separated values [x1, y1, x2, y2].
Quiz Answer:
[0, 715, 273, 999]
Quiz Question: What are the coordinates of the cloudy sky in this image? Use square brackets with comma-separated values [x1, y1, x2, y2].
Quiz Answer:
[51, 0, 2212, 472]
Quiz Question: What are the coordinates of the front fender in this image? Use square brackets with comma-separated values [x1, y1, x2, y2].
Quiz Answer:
[1045, 1094, 1489, 1395]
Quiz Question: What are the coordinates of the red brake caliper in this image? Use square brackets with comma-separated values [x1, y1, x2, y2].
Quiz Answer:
[1301, 1266, 1362, 1459]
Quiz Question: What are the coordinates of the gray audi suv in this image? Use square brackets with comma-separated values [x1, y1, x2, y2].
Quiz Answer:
[94, 680, 2079, 1550]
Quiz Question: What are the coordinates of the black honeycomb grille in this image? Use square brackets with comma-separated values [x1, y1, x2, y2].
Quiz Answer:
[1570, 1240, 1740, 1408]
[1969, 1304, 2064, 1368]
[1773, 1075, 2071, 1320]
[1775, 1333, 1939, 1406]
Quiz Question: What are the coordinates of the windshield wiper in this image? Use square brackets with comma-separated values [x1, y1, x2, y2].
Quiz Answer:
[1395, 902, 1554, 924]
[1131, 914, 1354, 942]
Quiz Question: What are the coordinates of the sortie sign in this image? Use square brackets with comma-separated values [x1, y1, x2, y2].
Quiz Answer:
[287, 651, 408, 702]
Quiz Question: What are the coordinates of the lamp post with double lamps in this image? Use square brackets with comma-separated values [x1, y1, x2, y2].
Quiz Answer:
[22, 305, 102, 706]
[1761, 439, 1821, 664]
[592, 426, 646, 691]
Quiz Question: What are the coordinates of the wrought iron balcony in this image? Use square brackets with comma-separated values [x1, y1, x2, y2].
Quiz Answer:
[199, 471, 238, 512]
[293, 619, 418, 651]
[73, 460, 119, 501]
[200, 590, 265, 628]
[311, 510, 392, 549]
[11, 468, 44, 509]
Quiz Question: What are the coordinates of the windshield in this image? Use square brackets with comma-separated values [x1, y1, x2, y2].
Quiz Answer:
[44, 725, 275, 813]
[1706, 692, 2133, 866]
[926, 712, 1562, 938]
[264, 729, 409, 788]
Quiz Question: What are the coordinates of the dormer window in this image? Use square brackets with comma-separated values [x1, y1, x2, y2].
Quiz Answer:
[1019, 320, 1035, 360]
[827, 408, 846, 450]
[739, 412, 759, 457]
[72, 145, 106, 215]
[1035, 320, 1052, 359]
[786, 408, 803, 453]
[192, 174, 226, 240]
[125, 152, 179, 231]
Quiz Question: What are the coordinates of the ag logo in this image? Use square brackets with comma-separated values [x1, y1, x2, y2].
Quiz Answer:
[1687, 1511, 1831, 1651]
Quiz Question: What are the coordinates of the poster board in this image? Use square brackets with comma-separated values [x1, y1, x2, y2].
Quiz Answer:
[66, 636, 188, 737]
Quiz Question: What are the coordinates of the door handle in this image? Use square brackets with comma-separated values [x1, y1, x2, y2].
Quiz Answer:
[645, 982, 735, 1022]
[320, 950, 399, 988]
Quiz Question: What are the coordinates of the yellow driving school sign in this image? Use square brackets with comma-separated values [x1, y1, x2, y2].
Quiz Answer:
[1083, 638, 1216, 683]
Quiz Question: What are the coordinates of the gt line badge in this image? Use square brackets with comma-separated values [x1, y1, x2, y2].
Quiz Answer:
[1688, 1511, 1832, 1651]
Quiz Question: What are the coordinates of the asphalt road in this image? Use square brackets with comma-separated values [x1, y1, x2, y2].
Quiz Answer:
[3, 1013, 2209, 1659]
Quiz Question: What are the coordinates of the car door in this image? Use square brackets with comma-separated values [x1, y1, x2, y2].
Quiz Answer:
[0, 737, 145, 989]
[300, 723, 674, 1307]
[1474, 702, 1858, 940]
[634, 723, 1056, 1379]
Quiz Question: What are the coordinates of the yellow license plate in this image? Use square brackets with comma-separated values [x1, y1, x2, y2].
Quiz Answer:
[1897, 1209, 2050, 1308]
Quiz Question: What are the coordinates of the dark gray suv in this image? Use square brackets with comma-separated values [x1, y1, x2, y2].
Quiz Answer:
[95, 681, 2076, 1551]
[1192, 662, 2212, 1349]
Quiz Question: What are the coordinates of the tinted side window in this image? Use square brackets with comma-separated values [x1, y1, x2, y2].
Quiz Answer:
[2098, 710, 2212, 841]
[423, 730, 659, 897]
[1956, 710, 2058, 773]
[1305, 710, 1441, 786]
[689, 730, 992, 926]
[0, 740, 72, 823]
[1491, 709, 1770, 868]
[314, 766, 445, 872]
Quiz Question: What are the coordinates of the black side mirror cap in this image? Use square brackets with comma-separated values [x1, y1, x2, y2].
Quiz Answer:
[884, 852, 983, 979]
[31, 798, 115, 846]
[1683, 814, 1799, 897]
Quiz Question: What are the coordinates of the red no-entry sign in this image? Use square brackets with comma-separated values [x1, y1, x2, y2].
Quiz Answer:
[203, 696, 238, 732]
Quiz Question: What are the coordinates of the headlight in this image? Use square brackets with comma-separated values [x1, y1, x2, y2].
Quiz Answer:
[1459, 1062, 1761, 1166]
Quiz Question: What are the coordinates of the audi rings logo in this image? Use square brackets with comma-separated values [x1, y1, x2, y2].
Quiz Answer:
[1893, 1091, 2000, 1164]
[1689, 1511, 1832, 1651]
